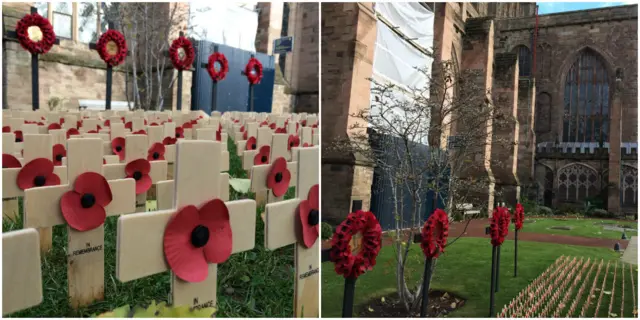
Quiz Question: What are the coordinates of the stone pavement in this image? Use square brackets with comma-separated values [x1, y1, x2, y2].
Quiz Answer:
[621, 236, 637, 265]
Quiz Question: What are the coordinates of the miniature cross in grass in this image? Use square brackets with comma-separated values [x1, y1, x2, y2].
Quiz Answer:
[116, 140, 257, 310]
[22, 138, 135, 308]
[2, 229, 43, 315]
[2, 134, 68, 252]
[264, 146, 319, 317]
[242, 126, 273, 175]
[250, 132, 299, 207]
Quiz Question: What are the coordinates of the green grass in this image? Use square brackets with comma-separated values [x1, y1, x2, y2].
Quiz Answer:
[321, 238, 624, 318]
[516, 217, 637, 240]
[3, 137, 296, 317]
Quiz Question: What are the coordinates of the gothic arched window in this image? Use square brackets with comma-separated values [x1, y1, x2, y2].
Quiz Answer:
[515, 45, 531, 77]
[563, 49, 610, 143]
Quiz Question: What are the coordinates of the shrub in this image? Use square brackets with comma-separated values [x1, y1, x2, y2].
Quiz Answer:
[591, 209, 611, 218]
[538, 206, 553, 216]
[321, 222, 334, 240]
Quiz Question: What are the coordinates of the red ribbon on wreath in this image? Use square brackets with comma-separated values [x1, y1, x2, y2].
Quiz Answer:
[96, 29, 128, 67]
[169, 36, 195, 71]
[490, 207, 510, 246]
[420, 209, 449, 259]
[207, 52, 229, 82]
[15, 12, 56, 55]
[330, 210, 382, 279]
[244, 57, 263, 85]
[514, 203, 524, 231]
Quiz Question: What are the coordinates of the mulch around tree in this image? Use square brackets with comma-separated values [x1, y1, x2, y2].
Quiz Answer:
[322, 218, 630, 250]
[356, 290, 465, 318]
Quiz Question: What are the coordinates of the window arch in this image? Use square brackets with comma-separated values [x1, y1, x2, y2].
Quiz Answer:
[514, 45, 531, 77]
[557, 163, 599, 202]
[563, 49, 610, 143]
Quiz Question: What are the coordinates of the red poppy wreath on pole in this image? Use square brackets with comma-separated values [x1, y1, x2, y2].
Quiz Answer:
[15, 12, 56, 55]
[330, 210, 382, 279]
[169, 36, 195, 71]
[244, 56, 263, 85]
[207, 52, 229, 82]
[96, 29, 127, 67]
[420, 209, 449, 259]
[513, 203, 524, 278]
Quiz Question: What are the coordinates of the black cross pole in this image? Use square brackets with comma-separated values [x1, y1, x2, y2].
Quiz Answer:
[200, 43, 220, 113]
[88, 21, 130, 110]
[5, 7, 61, 110]
[241, 54, 256, 112]
[320, 247, 357, 317]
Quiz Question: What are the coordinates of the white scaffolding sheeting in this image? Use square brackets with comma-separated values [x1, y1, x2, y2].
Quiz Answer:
[189, 2, 258, 53]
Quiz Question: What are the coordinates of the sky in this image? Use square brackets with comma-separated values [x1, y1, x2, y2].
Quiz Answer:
[537, 1, 635, 14]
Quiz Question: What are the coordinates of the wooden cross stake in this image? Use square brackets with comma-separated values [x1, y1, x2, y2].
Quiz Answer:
[2, 229, 43, 315]
[23, 138, 135, 308]
[242, 126, 273, 175]
[116, 140, 257, 310]
[264, 146, 320, 317]
[250, 133, 298, 206]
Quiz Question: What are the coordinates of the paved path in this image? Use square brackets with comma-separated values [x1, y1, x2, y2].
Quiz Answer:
[621, 236, 637, 265]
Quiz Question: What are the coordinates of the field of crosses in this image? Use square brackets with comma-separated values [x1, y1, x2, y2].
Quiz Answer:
[2, 109, 319, 318]
[499, 255, 637, 318]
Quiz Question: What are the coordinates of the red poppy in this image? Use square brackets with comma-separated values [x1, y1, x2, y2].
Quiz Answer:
[125, 121, 133, 130]
[240, 125, 245, 132]
[66, 128, 80, 139]
[163, 198, 232, 282]
[254, 145, 270, 165]
[288, 135, 300, 150]
[60, 172, 113, 231]
[175, 127, 185, 139]
[59, 118, 65, 125]
[104, 119, 111, 127]
[269, 123, 276, 130]
[218, 123, 222, 132]
[168, 118, 173, 123]
[16, 158, 61, 190]
[121, 117, 125, 123]
[97, 125, 102, 131]
[233, 119, 240, 123]
[77, 120, 83, 129]
[111, 137, 126, 161]
[163, 137, 177, 145]
[260, 121, 269, 127]
[103, 158, 106, 165]
[133, 130, 147, 135]
[267, 157, 291, 197]
[52, 144, 66, 166]
[41, 116, 46, 121]
[312, 123, 318, 129]
[149, 122, 159, 126]
[14, 130, 23, 143]
[301, 120, 307, 127]
[148, 143, 166, 161]
[190, 119, 198, 126]
[125, 159, 152, 194]
[298, 184, 319, 248]
[144, 119, 148, 126]
[246, 137, 257, 151]
[37, 122, 45, 126]
[2, 126, 10, 133]
[182, 122, 193, 129]
[420, 209, 449, 259]
[243, 130, 248, 140]
[514, 203, 525, 231]
[274, 127, 287, 134]
[303, 142, 313, 148]
[2, 153, 22, 168]
[46, 123, 61, 131]
[87, 130, 99, 134]
[216, 130, 222, 142]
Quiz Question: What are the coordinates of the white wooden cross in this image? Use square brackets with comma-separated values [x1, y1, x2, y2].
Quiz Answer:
[264, 146, 319, 318]
[23, 138, 135, 308]
[250, 133, 299, 206]
[2, 228, 43, 315]
[116, 140, 257, 310]
[242, 127, 273, 175]
[235, 122, 259, 157]
[2, 132, 21, 220]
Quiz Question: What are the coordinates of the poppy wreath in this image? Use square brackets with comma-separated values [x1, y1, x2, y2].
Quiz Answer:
[125, 159, 152, 194]
[14, 130, 23, 143]
[60, 172, 113, 231]
[3, 154, 22, 169]
[489, 207, 510, 247]
[15, 12, 56, 55]
[96, 29, 128, 67]
[254, 145, 271, 165]
[52, 144, 66, 166]
[244, 57, 263, 85]
[330, 210, 382, 279]
[288, 135, 300, 151]
[500, 207, 511, 239]
[148, 143, 165, 161]
[514, 203, 524, 231]
[16, 158, 61, 190]
[163, 136, 177, 145]
[163, 198, 232, 282]
[420, 209, 449, 259]
[267, 157, 291, 197]
[246, 136, 257, 151]
[66, 128, 80, 139]
[207, 52, 229, 82]
[111, 137, 126, 161]
[297, 184, 319, 248]
[169, 36, 195, 71]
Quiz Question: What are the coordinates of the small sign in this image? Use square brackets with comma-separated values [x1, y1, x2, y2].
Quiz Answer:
[448, 135, 463, 149]
[273, 36, 294, 55]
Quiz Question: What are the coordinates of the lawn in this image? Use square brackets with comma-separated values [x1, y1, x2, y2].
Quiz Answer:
[515, 217, 637, 240]
[3, 138, 296, 317]
[321, 238, 627, 318]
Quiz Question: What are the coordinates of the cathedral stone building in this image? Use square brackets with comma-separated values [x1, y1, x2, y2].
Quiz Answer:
[322, 2, 637, 224]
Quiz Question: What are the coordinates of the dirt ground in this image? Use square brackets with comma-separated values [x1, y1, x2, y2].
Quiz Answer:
[356, 290, 465, 318]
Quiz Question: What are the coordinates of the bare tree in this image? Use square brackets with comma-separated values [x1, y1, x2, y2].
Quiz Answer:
[327, 58, 513, 312]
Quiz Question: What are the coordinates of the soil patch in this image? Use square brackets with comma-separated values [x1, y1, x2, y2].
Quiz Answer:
[356, 290, 466, 317]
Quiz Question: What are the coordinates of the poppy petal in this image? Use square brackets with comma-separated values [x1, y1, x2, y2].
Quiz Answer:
[164, 206, 208, 282]
[48, 123, 61, 130]
[298, 199, 319, 248]
[73, 172, 113, 207]
[135, 174, 152, 194]
[199, 199, 232, 264]
[17, 158, 55, 190]
[44, 172, 62, 186]
[2, 126, 10, 133]
[308, 184, 319, 210]
[126, 158, 151, 176]
[3, 154, 22, 168]
[246, 137, 257, 150]
[60, 191, 107, 231]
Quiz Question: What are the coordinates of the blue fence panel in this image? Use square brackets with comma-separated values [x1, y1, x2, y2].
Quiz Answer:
[191, 40, 275, 114]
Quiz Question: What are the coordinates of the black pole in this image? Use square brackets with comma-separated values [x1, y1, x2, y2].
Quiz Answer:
[495, 245, 501, 293]
[489, 245, 497, 317]
[514, 229, 518, 277]
[420, 258, 434, 317]
[211, 45, 218, 113]
[249, 84, 254, 112]
[31, 53, 39, 110]
[177, 70, 183, 111]
[342, 276, 357, 318]
[106, 65, 113, 110]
